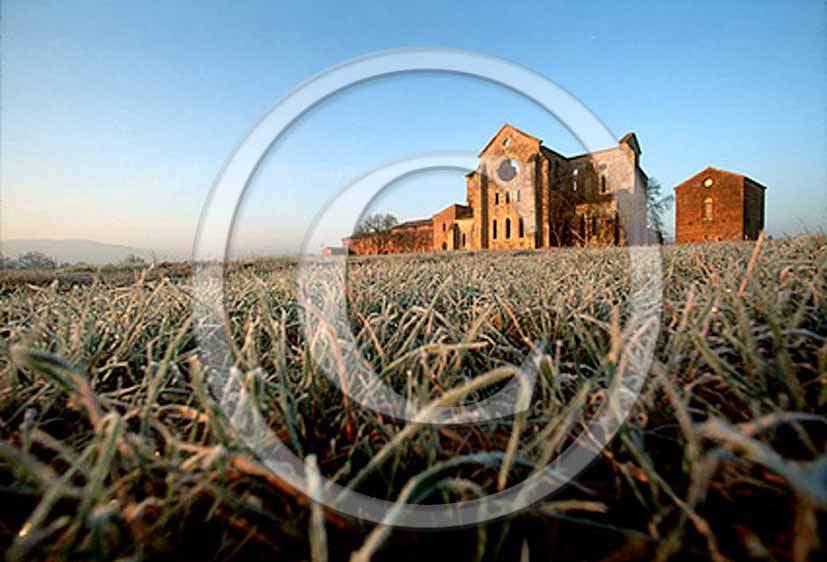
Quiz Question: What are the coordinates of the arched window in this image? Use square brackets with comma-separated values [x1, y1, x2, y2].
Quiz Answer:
[462, 233, 466, 247]
[601, 175, 607, 194]
[505, 218, 511, 239]
[493, 220, 498, 240]
[516, 190, 521, 202]
[495, 193, 499, 205]
[505, 191, 510, 204]
[442, 223, 446, 232]
[518, 217, 524, 238]
[703, 197, 714, 221]
[591, 215, 597, 236]
[441, 242, 447, 251]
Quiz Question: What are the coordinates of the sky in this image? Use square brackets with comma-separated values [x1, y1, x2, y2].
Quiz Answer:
[2, 1, 825, 259]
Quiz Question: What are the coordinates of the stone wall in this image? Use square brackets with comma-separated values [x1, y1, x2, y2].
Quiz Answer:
[344, 222, 434, 255]
[465, 170, 485, 250]
[475, 125, 543, 250]
[575, 201, 623, 246]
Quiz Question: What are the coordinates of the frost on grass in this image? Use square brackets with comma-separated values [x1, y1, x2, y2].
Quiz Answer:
[1, 237, 826, 561]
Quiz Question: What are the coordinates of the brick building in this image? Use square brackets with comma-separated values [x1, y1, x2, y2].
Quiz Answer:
[344, 218, 434, 255]
[344, 124, 650, 255]
[674, 167, 766, 243]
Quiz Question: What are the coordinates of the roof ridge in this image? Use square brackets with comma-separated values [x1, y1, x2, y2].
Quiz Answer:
[478, 123, 541, 155]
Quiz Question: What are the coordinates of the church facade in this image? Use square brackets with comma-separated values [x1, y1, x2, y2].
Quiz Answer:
[673, 167, 766, 243]
[343, 124, 650, 255]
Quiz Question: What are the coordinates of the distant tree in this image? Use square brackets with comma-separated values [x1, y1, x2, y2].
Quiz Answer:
[354, 213, 398, 235]
[122, 254, 146, 265]
[352, 214, 399, 254]
[15, 251, 57, 269]
[645, 178, 674, 237]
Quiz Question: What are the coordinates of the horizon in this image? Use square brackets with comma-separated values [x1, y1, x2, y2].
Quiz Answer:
[2, 1, 825, 260]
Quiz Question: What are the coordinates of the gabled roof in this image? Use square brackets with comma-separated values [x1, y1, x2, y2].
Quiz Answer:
[469, 125, 646, 182]
[620, 132, 641, 156]
[393, 218, 433, 229]
[743, 175, 768, 190]
[433, 203, 473, 220]
[478, 123, 541, 156]
[674, 167, 767, 190]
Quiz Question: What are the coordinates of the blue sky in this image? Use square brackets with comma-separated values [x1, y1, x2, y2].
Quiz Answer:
[2, 1, 825, 257]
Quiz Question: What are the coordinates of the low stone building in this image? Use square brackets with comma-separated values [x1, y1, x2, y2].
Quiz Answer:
[344, 218, 433, 255]
[674, 167, 766, 243]
[321, 246, 348, 256]
[433, 204, 473, 251]
[344, 124, 650, 255]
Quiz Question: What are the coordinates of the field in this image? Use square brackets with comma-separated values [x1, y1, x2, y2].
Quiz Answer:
[1, 236, 825, 561]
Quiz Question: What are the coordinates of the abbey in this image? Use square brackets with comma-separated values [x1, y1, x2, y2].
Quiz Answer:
[344, 124, 650, 255]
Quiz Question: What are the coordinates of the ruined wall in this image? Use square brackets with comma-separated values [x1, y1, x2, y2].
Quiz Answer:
[345, 126, 656, 255]
[540, 143, 646, 247]
[568, 146, 637, 199]
[675, 169, 745, 243]
[575, 201, 623, 246]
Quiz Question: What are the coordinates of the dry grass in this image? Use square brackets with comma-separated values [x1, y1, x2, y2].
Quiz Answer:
[1, 236, 826, 561]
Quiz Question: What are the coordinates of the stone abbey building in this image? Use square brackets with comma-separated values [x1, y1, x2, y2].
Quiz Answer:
[344, 124, 650, 255]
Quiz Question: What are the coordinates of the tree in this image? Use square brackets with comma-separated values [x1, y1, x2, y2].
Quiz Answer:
[352, 213, 399, 254]
[15, 251, 57, 269]
[354, 213, 398, 235]
[645, 178, 674, 236]
[122, 254, 146, 265]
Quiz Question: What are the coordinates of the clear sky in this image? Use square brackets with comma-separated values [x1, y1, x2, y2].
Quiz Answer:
[2, 1, 825, 258]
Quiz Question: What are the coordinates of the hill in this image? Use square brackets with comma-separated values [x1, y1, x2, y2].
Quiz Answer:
[1, 238, 180, 265]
